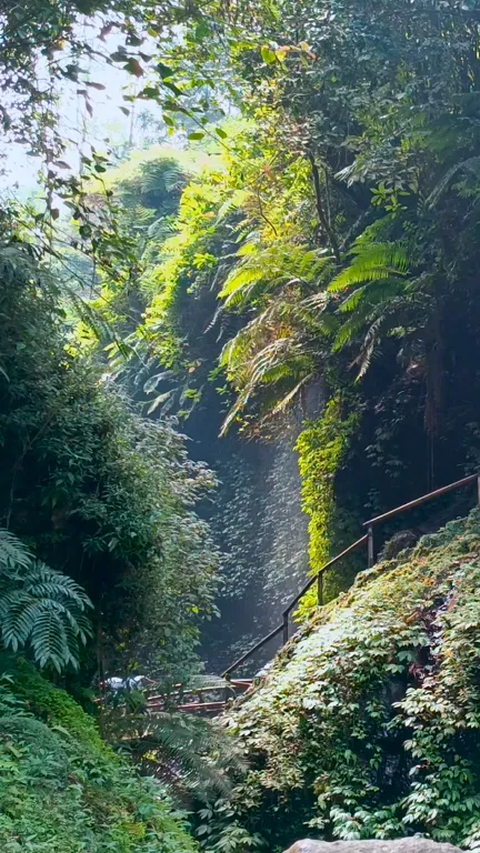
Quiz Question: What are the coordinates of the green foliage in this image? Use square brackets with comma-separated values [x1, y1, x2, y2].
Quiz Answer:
[0, 529, 92, 672]
[96, 126, 326, 432]
[0, 231, 219, 683]
[104, 699, 244, 803]
[327, 237, 413, 374]
[222, 510, 480, 849]
[0, 654, 197, 852]
[217, 238, 329, 435]
[4, 653, 107, 753]
[214, 0, 480, 428]
[196, 798, 264, 853]
[0, 0, 231, 175]
[295, 398, 360, 613]
[97, 142, 243, 421]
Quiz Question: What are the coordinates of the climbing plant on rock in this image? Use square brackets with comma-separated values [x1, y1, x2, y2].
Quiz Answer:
[219, 510, 480, 849]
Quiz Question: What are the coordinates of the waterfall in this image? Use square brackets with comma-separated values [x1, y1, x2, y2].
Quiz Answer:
[197, 412, 312, 673]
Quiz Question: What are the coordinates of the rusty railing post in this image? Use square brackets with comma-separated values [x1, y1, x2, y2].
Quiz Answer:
[224, 676, 231, 705]
[317, 571, 324, 606]
[367, 525, 374, 568]
[282, 611, 289, 645]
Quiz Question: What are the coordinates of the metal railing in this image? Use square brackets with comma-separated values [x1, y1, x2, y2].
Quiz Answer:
[222, 471, 480, 680]
[363, 472, 480, 561]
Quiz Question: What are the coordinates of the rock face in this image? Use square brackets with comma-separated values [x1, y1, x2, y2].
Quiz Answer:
[284, 842, 463, 853]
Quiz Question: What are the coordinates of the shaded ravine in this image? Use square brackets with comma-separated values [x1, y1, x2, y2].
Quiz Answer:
[185, 386, 324, 675]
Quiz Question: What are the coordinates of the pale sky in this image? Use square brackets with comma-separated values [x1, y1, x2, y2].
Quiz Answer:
[0, 23, 174, 198]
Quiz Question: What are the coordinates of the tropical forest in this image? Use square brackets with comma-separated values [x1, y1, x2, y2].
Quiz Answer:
[4, 1, 480, 851]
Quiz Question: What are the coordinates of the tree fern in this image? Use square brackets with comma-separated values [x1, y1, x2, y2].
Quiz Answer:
[139, 160, 189, 195]
[326, 238, 416, 377]
[0, 532, 92, 672]
[219, 242, 328, 309]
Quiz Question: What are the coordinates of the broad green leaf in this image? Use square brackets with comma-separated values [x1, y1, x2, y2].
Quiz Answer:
[261, 46, 277, 64]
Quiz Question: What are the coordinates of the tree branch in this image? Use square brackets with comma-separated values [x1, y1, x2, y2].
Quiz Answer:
[308, 152, 341, 263]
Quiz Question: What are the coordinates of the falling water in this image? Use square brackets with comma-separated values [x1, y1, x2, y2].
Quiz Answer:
[197, 398, 327, 672]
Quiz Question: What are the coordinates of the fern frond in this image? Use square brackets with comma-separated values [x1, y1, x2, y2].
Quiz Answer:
[0, 530, 31, 571]
[114, 710, 245, 800]
[219, 266, 264, 300]
[235, 241, 258, 258]
[333, 303, 375, 351]
[215, 190, 248, 223]
[0, 530, 92, 671]
[24, 563, 91, 610]
[143, 370, 175, 394]
[268, 373, 314, 417]
[427, 156, 480, 207]
[30, 610, 70, 672]
[339, 278, 406, 313]
[147, 216, 175, 241]
[329, 242, 409, 293]
[147, 389, 174, 415]
[161, 164, 190, 193]
[0, 596, 42, 650]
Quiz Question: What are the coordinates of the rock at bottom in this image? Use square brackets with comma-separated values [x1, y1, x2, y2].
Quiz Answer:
[284, 841, 463, 853]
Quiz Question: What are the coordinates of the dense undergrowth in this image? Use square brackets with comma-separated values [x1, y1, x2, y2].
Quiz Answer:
[0, 653, 196, 852]
[218, 509, 480, 850]
[5, 1, 480, 849]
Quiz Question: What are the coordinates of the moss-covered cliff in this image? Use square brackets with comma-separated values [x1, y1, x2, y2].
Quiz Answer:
[220, 510, 480, 850]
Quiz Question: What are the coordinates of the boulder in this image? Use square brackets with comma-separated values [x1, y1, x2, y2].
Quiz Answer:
[379, 530, 419, 561]
[284, 841, 463, 853]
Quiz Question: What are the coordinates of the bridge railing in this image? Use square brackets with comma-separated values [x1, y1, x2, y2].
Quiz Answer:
[222, 471, 480, 680]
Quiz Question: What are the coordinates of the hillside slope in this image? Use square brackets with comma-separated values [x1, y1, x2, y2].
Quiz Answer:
[223, 510, 480, 850]
[0, 655, 196, 852]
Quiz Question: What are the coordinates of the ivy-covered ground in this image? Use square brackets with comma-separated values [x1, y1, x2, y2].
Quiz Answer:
[0, 654, 196, 853]
[222, 509, 480, 850]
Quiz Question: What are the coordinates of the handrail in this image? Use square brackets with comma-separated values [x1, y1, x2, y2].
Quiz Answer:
[148, 700, 226, 713]
[281, 533, 369, 643]
[222, 622, 283, 679]
[147, 678, 252, 705]
[283, 534, 369, 618]
[363, 473, 479, 527]
[222, 469, 480, 680]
